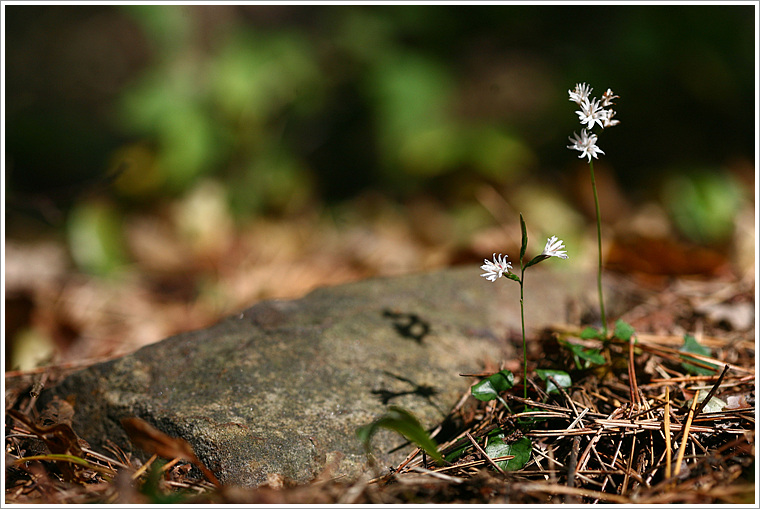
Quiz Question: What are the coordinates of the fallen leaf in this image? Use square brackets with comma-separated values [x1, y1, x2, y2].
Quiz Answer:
[121, 417, 221, 487]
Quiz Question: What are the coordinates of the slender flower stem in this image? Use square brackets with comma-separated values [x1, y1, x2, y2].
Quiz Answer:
[588, 159, 608, 336]
[519, 261, 527, 399]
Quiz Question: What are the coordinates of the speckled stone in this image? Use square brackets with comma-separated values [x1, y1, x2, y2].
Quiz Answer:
[41, 266, 610, 487]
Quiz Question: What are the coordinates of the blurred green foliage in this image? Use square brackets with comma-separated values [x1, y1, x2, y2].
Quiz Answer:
[5, 4, 755, 274]
[662, 169, 745, 245]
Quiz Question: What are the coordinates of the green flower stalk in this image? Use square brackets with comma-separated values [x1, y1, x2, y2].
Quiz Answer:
[567, 83, 620, 337]
[480, 215, 568, 399]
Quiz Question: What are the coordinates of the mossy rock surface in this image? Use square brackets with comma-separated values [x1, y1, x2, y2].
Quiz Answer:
[42, 266, 614, 487]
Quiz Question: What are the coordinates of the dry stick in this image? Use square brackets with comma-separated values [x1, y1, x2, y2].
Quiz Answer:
[621, 434, 637, 495]
[603, 452, 648, 485]
[506, 394, 589, 415]
[427, 455, 516, 474]
[627, 334, 642, 415]
[527, 421, 713, 437]
[584, 407, 627, 494]
[395, 447, 422, 474]
[23, 372, 48, 415]
[547, 375, 581, 419]
[132, 454, 158, 481]
[664, 364, 729, 460]
[640, 397, 656, 473]
[532, 444, 565, 470]
[409, 466, 465, 483]
[664, 387, 672, 480]
[578, 406, 626, 470]
[566, 436, 581, 503]
[637, 343, 753, 375]
[567, 407, 590, 431]
[626, 399, 669, 419]
[674, 390, 700, 477]
[691, 364, 730, 421]
[547, 446, 558, 484]
[465, 432, 506, 475]
[648, 373, 752, 384]
[515, 482, 631, 504]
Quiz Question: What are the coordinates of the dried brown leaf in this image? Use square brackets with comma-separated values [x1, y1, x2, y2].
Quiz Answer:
[121, 417, 221, 488]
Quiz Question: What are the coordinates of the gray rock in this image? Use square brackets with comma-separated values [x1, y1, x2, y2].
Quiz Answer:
[42, 266, 608, 487]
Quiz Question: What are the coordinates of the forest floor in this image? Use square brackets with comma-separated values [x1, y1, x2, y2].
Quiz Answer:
[4, 187, 756, 504]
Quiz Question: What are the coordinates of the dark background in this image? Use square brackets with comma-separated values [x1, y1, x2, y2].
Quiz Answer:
[5, 4, 755, 223]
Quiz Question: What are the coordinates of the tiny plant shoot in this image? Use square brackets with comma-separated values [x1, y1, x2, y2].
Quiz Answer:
[480, 214, 568, 399]
[568, 83, 620, 337]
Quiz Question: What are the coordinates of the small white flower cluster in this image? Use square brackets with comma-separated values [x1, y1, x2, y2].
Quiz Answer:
[480, 236, 568, 282]
[567, 83, 619, 162]
[480, 253, 512, 282]
[541, 235, 568, 260]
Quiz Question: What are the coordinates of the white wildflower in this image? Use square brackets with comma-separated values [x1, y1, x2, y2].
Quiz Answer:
[568, 129, 605, 162]
[602, 108, 620, 128]
[576, 97, 607, 131]
[600, 88, 619, 107]
[568, 83, 592, 105]
[540, 236, 568, 259]
[480, 253, 513, 282]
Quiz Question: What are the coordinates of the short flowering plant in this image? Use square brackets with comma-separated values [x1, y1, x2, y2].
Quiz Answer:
[567, 82, 620, 337]
[480, 214, 568, 399]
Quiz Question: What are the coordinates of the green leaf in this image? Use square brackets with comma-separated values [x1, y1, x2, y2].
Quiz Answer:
[679, 334, 720, 375]
[443, 428, 503, 463]
[580, 326, 605, 340]
[519, 213, 528, 262]
[471, 370, 514, 402]
[524, 254, 546, 269]
[613, 319, 635, 341]
[356, 406, 443, 464]
[484, 435, 532, 471]
[506, 273, 521, 283]
[559, 340, 605, 368]
[535, 369, 572, 394]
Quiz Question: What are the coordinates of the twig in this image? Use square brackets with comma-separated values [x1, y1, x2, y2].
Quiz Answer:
[465, 432, 506, 475]
[621, 434, 637, 494]
[664, 387, 672, 480]
[567, 407, 590, 431]
[514, 482, 631, 504]
[637, 343, 753, 375]
[547, 375, 581, 419]
[409, 466, 464, 483]
[692, 364, 730, 420]
[627, 334, 642, 413]
[131, 454, 158, 480]
[674, 390, 700, 476]
[566, 436, 580, 501]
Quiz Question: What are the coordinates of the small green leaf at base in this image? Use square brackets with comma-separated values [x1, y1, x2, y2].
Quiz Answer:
[535, 369, 572, 394]
[356, 406, 444, 464]
[471, 370, 514, 401]
[613, 319, 635, 341]
[559, 340, 605, 369]
[580, 326, 606, 340]
[484, 435, 532, 471]
[679, 334, 720, 375]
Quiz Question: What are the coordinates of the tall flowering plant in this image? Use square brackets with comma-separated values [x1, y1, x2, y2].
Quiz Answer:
[568, 83, 620, 337]
[481, 214, 568, 399]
